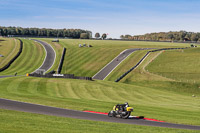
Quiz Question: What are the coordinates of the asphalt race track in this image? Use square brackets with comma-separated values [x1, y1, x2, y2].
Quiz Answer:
[93, 48, 153, 80]
[32, 39, 56, 73]
[0, 98, 200, 130]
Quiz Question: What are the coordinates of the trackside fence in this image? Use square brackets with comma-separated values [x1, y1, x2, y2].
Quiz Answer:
[57, 48, 66, 74]
[115, 47, 189, 82]
[0, 39, 23, 72]
[29, 73, 93, 81]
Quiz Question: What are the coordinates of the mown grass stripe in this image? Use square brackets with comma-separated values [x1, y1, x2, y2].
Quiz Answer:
[3, 39, 31, 75]
[36, 78, 48, 96]
[70, 82, 83, 99]
[64, 82, 80, 99]
[17, 78, 32, 95]
[5, 77, 26, 95]
[0, 39, 45, 75]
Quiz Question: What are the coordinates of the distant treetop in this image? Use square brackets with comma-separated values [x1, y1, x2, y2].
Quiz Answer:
[0, 26, 92, 39]
[120, 31, 200, 42]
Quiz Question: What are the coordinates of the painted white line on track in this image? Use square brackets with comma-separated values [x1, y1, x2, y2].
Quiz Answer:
[103, 51, 135, 80]
[31, 40, 47, 73]
[31, 40, 56, 74]
[92, 49, 128, 79]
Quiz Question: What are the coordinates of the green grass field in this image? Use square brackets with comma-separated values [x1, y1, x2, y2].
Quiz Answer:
[1, 109, 198, 133]
[0, 38, 199, 132]
[0, 76, 199, 126]
[0, 38, 20, 69]
[40, 39, 189, 77]
[146, 48, 200, 83]
[0, 39, 45, 75]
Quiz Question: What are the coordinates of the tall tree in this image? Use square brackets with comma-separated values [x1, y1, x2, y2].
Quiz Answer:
[95, 33, 100, 39]
[102, 33, 107, 40]
[120, 35, 124, 39]
[167, 34, 174, 41]
[191, 34, 198, 42]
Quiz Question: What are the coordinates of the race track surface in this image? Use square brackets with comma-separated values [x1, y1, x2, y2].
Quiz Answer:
[93, 48, 153, 80]
[32, 39, 55, 73]
[0, 98, 200, 130]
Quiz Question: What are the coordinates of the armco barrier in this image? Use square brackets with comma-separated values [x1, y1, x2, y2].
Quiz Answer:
[0, 39, 23, 72]
[57, 48, 66, 74]
[29, 73, 93, 81]
[115, 47, 189, 82]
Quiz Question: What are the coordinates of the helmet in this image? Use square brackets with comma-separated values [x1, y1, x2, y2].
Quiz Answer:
[125, 102, 128, 105]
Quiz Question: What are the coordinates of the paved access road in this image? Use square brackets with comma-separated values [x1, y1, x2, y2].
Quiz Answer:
[93, 48, 154, 80]
[0, 98, 200, 130]
[32, 39, 56, 73]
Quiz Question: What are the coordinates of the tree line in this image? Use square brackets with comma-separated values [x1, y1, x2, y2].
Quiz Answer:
[120, 31, 200, 42]
[0, 26, 92, 39]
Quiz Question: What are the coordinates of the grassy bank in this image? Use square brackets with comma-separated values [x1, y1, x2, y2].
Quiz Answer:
[0, 39, 45, 75]
[0, 76, 199, 125]
[40, 39, 189, 77]
[146, 48, 200, 83]
[0, 38, 20, 69]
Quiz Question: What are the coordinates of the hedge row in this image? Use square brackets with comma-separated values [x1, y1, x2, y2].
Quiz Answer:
[29, 73, 93, 81]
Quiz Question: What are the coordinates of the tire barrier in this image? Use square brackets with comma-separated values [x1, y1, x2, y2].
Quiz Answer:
[0, 39, 23, 72]
[57, 48, 66, 74]
[29, 73, 93, 81]
[115, 47, 189, 82]
[46, 70, 56, 74]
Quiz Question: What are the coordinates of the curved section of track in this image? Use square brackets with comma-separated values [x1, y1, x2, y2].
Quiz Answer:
[0, 98, 199, 130]
[32, 39, 56, 73]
